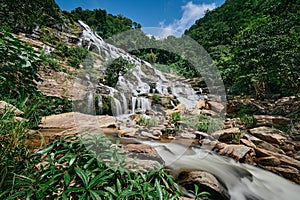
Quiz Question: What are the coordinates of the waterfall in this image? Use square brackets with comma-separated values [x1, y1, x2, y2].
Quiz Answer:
[132, 97, 137, 114]
[120, 93, 128, 114]
[112, 97, 122, 116]
[131, 97, 151, 114]
[78, 20, 203, 115]
[86, 91, 94, 114]
[85, 74, 95, 114]
[97, 93, 103, 114]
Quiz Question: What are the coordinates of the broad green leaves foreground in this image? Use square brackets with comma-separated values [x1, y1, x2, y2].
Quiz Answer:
[0, 130, 184, 199]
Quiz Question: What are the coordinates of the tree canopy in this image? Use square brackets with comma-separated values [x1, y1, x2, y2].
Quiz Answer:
[185, 0, 300, 97]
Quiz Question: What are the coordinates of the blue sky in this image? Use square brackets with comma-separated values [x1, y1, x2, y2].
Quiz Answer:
[56, 0, 225, 36]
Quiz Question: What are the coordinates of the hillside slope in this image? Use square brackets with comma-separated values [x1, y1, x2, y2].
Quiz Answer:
[185, 0, 300, 97]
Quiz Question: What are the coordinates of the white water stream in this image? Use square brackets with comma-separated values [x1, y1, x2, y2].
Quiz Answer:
[143, 141, 300, 200]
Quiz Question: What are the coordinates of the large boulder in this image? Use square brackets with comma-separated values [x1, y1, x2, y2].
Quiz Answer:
[177, 170, 230, 200]
[216, 143, 252, 161]
[249, 126, 288, 144]
[39, 112, 117, 134]
[255, 148, 300, 170]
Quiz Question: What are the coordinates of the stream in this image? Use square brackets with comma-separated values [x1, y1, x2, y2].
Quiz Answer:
[141, 141, 300, 200]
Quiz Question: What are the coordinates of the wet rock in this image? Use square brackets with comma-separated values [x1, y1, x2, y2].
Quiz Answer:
[0, 101, 24, 116]
[180, 132, 196, 139]
[253, 115, 291, 127]
[118, 128, 138, 137]
[98, 115, 118, 128]
[37, 70, 75, 100]
[211, 127, 240, 142]
[177, 170, 230, 200]
[249, 126, 288, 144]
[224, 118, 239, 129]
[123, 144, 163, 163]
[255, 156, 281, 166]
[200, 139, 218, 150]
[140, 131, 160, 140]
[216, 144, 252, 161]
[246, 135, 285, 154]
[176, 121, 189, 129]
[291, 141, 300, 151]
[281, 143, 295, 153]
[255, 148, 300, 170]
[166, 104, 186, 115]
[293, 152, 300, 161]
[264, 165, 300, 184]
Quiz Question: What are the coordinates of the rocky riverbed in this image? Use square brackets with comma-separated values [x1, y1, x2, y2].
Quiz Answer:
[29, 94, 300, 199]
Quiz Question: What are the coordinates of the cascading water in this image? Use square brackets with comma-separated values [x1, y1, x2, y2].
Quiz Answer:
[143, 141, 300, 200]
[78, 20, 204, 115]
[132, 97, 151, 113]
[86, 74, 95, 114]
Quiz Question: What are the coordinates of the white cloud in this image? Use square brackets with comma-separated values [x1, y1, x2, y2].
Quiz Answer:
[159, 1, 216, 38]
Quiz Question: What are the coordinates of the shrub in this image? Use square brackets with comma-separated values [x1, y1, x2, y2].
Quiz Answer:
[103, 57, 134, 87]
[1, 134, 183, 199]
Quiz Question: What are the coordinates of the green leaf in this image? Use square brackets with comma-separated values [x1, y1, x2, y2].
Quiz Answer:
[88, 171, 113, 188]
[69, 155, 77, 166]
[90, 190, 102, 200]
[75, 167, 89, 187]
[155, 179, 163, 200]
[116, 178, 122, 193]
[33, 144, 54, 155]
[64, 173, 71, 187]
[105, 186, 117, 197]
[199, 191, 211, 197]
